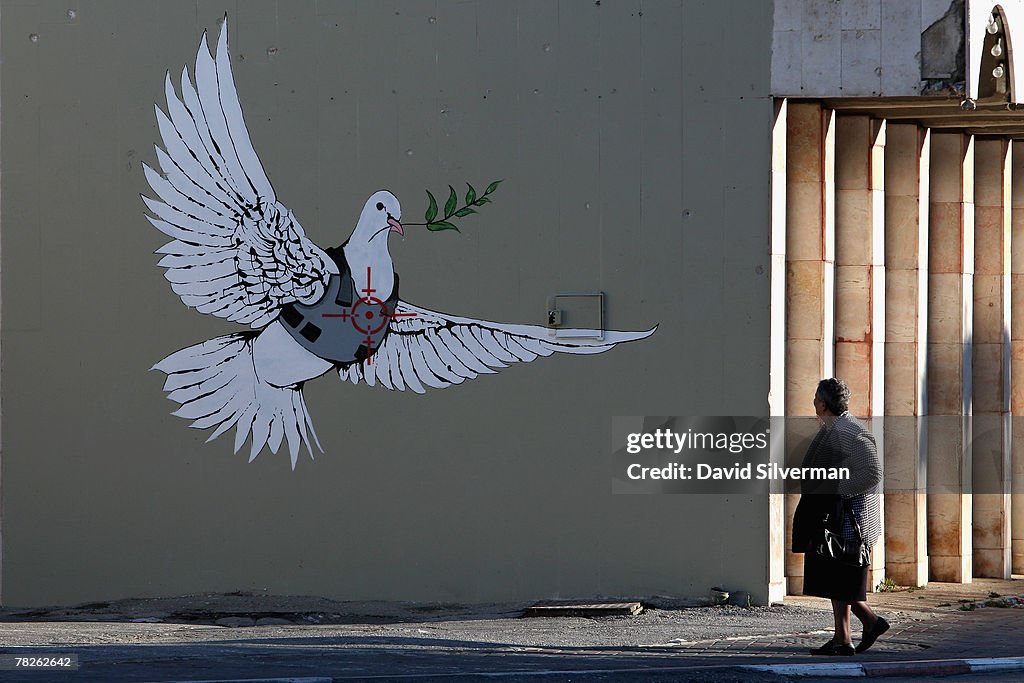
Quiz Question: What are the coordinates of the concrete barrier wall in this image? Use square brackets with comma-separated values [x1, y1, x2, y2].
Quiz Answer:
[0, 0, 774, 607]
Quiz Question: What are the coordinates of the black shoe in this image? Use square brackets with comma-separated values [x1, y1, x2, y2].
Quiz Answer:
[808, 639, 834, 655]
[809, 640, 855, 656]
[856, 616, 890, 653]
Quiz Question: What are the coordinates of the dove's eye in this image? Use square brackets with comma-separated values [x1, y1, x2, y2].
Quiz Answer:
[376, 202, 385, 211]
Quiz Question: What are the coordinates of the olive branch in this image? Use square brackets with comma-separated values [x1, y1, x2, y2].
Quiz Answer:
[404, 180, 502, 232]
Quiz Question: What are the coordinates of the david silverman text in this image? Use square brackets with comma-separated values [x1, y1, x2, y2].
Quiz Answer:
[626, 463, 851, 481]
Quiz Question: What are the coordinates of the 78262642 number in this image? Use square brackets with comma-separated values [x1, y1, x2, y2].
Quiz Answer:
[0, 654, 79, 670]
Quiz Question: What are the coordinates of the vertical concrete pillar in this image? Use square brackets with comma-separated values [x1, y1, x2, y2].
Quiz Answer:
[883, 124, 930, 587]
[1009, 142, 1024, 574]
[972, 138, 1012, 579]
[927, 132, 974, 583]
[834, 115, 886, 589]
[785, 102, 835, 595]
[768, 99, 788, 604]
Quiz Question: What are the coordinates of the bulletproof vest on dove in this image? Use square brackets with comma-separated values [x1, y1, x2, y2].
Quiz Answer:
[279, 246, 400, 366]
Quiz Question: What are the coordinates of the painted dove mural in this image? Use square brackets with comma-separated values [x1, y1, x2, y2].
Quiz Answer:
[144, 18, 656, 467]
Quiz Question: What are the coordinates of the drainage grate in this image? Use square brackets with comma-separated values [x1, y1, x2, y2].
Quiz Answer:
[521, 601, 643, 617]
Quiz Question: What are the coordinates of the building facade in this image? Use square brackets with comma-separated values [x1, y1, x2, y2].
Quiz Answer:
[772, 0, 1024, 593]
[0, 0, 1018, 608]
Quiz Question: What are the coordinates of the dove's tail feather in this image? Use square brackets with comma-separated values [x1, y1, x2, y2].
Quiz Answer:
[152, 333, 321, 468]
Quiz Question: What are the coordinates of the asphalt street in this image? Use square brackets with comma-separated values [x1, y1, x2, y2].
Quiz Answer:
[0, 578, 1021, 682]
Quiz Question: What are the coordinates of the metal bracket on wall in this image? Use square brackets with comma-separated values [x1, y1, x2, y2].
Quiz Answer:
[546, 293, 604, 340]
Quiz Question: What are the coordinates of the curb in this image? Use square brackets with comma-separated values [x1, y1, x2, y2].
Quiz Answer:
[153, 678, 333, 683]
[745, 655, 1024, 678]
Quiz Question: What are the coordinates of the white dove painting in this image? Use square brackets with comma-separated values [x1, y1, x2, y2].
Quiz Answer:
[145, 18, 656, 467]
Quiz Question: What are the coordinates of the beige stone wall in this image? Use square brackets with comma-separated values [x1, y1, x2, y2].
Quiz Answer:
[779, 103, 1022, 591]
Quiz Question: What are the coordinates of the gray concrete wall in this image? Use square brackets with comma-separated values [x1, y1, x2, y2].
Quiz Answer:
[0, 0, 775, 607]
[772, 0, 961, 97]
[773, 0, 1024, 102]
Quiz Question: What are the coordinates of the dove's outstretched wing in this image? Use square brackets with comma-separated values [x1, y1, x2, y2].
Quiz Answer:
[143, 18, 333, 329]
[337, 301, 657, 393]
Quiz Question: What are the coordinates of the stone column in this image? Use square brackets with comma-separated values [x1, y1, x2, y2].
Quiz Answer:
[927, 132, 974, 583]
[785, 102, 835, 595]
[834, 115, 886, 589]
[972, 138, 1012, 579]
[768, 99, 788, 604]
[1010, 142, 1024, 574]
[883, 124, 929, 587]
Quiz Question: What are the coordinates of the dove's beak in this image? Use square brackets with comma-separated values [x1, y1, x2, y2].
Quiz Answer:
[388, 215, 404, 236]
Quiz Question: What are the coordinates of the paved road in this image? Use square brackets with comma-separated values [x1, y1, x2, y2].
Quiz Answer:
[0, 578, 1021, 682]
[1, 607, 1019, 683]
[0, 653, 792, 683]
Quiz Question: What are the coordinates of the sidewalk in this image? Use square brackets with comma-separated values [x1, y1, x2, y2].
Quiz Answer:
[753, 576, 1024, 660]
[655, 577, 1024, 676]
[0, 578, 1021, 681]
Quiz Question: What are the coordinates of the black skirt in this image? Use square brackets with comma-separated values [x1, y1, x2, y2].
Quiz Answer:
[803, 550, 869, 602]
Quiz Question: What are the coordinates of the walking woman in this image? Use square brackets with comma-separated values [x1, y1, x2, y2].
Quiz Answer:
[792, 378, 889, 656]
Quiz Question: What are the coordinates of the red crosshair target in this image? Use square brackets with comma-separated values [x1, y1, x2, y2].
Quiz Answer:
[321, 267, 417, 364]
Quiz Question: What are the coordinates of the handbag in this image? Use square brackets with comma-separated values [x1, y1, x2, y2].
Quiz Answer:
[792, 493, 833, 553]
[809, 499, 870, 568]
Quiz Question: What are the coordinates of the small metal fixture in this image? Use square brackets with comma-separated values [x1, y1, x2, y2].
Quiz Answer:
[546, 293, 604, 339]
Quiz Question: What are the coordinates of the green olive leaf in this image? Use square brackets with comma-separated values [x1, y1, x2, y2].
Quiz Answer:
[419, 180, 501, 234]
[425, 190, 438, 223]
[444, 185, 458, 218]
